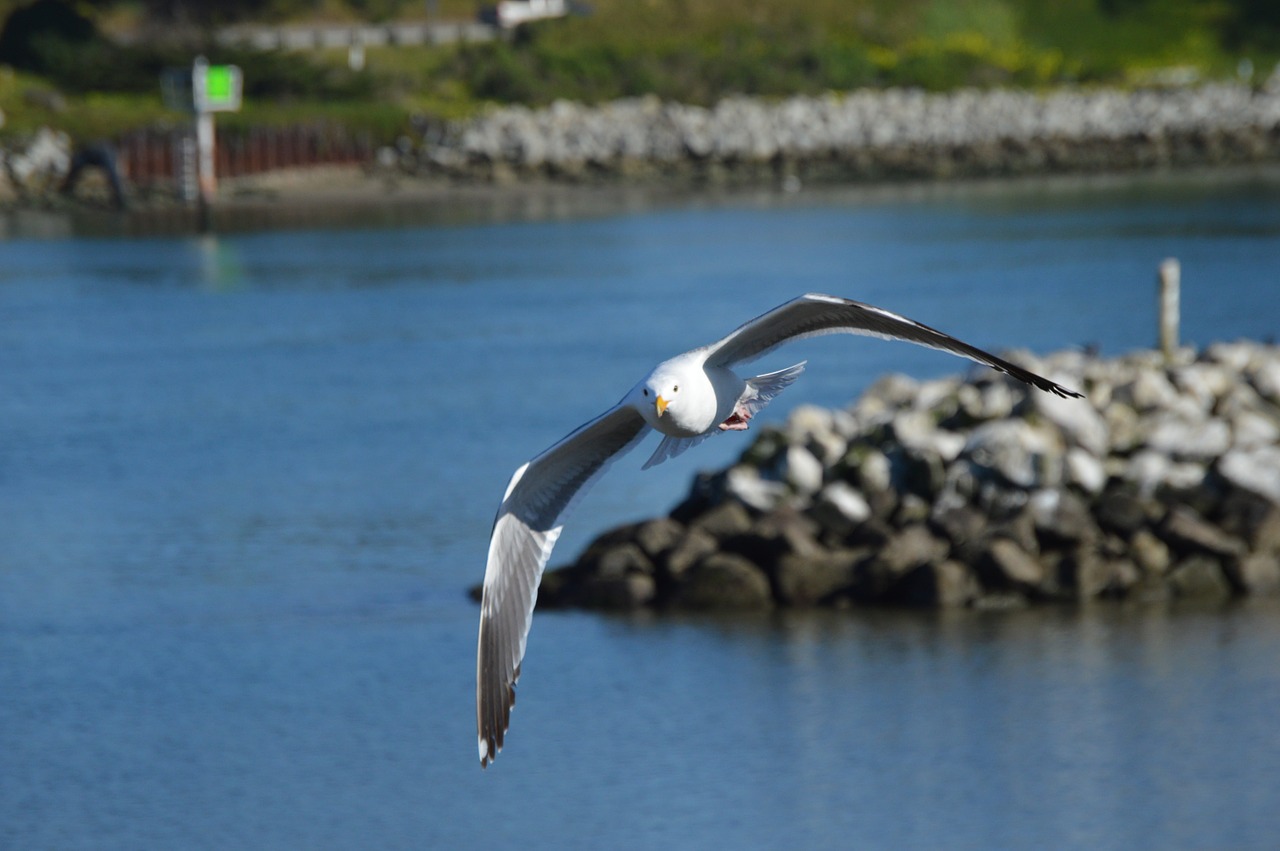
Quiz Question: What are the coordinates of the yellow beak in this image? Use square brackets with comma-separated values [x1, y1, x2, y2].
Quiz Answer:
[655, 395, 668, 417]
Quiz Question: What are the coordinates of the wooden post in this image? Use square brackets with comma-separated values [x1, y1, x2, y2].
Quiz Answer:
[1158, 257, 1180, 362]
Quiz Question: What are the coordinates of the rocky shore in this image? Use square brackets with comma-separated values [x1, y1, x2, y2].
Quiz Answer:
[6, 78, 1280, 207]
[530, 342, 1280, 611]
[417, 79, 1280, 184]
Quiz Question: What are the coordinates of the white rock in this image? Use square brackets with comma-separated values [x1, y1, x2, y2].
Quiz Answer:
[1033, 390, 1109, 456]
[783, 444, 825, 495]
[1115, 369, 1179, 412]
[725, 465, 787, 512]
[963, 419, 1060, 489]
[1065, 447, 1107, 495]
[1232, 409, 1280, 450]
[1144, 416, 1231, 460]
[1217, 447, 1280, 504]
[1249, 358, 1280, 404]
[814, 481, 872, 527]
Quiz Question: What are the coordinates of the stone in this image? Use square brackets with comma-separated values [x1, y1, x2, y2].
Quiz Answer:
[1130, 529, 1172, 575]
[634, 517, 685, 561]
[1144, 415, 1231, 460]
[774, 548, 865, 605]
[783, 444, 826, 495]
[1114, 369, 1179, 411]
[662, 529, 719, 579]
[980, 537, 1045, 588]
[578, 572, 656, 609]
[1168, 555, 1232, 600]
[892, 410, 966, 462]
[1159, 507, 1245, 559]
[724, 465, 787, 512]
[691, 499, 755, 539]
[889, 560, 979, 607]
[874, 524, 949, 575]
[719, 509, 821, 574]
[1064, 447, 1106, 495]
[963, 419, 1059, 489]
[851, 447, 893, 493]
[1032, 390, 1109, 456]
[811, 481, 872, 536]
[672, 553, 773, 609]
[1028, 488, 1095, 547]
[1248, 357, 1280, 403]
[1217, 491, 1280, 554]
[1230, 410, 1280, 450]
[929, 503, 987, 560]
[1216, 447, 1280, 504]
[593, 543, 654, 579]
[1058, 547, 1116, 598]
[1234, 554, 1280, 595]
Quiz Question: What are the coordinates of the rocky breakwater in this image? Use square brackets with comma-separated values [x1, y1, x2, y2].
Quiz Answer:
[534, 342, 1280, 611]
[422, 78, 1280, 183]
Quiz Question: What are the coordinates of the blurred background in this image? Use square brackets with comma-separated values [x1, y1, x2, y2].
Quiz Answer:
[2, 2, 1280, 850]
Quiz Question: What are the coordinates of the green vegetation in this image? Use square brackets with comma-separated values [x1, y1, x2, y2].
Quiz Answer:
[0, 0, 1277, 146]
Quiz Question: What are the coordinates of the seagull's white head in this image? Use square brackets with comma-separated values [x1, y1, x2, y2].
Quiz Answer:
[638, 371, 681, 424]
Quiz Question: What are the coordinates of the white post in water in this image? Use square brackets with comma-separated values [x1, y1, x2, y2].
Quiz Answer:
[1159, 257, 1180, 362]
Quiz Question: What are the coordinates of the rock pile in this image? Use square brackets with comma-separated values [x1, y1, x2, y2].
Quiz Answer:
[535, 342, 1280, 610]
[420, 79, 1280, 183]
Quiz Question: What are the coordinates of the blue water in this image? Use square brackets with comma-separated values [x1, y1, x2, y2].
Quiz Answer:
[3, 169, 1280, 849]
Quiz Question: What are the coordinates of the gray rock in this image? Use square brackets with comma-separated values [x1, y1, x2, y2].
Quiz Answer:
[1059, 547, 1117, 598]
[1248, 357, 1280, 403]
[1217, 446, 1280, 504]
[1114, 369, 1179, 412]
[811, 481, 872, 536]
[1168, 555, 1233, 600]
[1032, 390, 1109, 456]
[775, 548, 865, 605]
[1144, 415, 1231, 460]
[874, 524, 949, 575]
[963, 419, 1059, 489]
[634, 517, 685, 561]
[980, 537, 1045, 588]
[663, 529, 720, 579]
[673, 553, 773, 609]
[1234, 554, 1280, 595]
[1029, 488, 1096, 547]
[890, 560, 979, 607]
[579, 571, 656, 609]
[1159, 507, 1245, 559]
[724, 465, 787, 512]
[1130, 529, 1172, 575]
[1064, 447, 1107, 495]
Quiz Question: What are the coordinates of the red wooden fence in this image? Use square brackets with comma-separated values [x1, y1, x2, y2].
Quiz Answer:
[117, 124, 376, 187]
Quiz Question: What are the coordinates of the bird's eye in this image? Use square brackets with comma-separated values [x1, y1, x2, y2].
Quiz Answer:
[643, 389, 649, 396]
[673, 385, 679, 392]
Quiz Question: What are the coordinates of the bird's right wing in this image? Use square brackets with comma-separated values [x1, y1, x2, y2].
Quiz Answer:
[477, 403, 648, 768]
[702, 293, 1082, 398]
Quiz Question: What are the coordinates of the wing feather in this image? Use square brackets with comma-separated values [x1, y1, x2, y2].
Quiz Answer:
[702, 293, 1081, 398]
[477, 403, 648, 767]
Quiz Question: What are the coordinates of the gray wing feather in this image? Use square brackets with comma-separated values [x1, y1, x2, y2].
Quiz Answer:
[702, 293, 1082, 399]
[477, 403, 648, 767]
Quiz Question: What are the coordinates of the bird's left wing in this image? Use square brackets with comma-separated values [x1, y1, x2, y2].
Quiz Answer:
[702, 293, 1081, 398]
[477, 403, 648, 767]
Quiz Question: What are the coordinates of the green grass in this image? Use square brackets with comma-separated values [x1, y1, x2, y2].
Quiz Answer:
[2, 0, 1276, 146]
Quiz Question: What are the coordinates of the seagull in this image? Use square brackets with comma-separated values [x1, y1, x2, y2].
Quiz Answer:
[476, 293, 1081, 767]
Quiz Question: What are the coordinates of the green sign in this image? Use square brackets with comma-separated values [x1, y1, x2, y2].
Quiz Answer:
[193, 60, 242, 112]
[205, 65, 234, 103]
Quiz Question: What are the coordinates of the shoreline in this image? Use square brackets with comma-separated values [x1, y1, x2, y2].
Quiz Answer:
[5, 79, 1280, 231]
[7, 159, 1280, 239]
